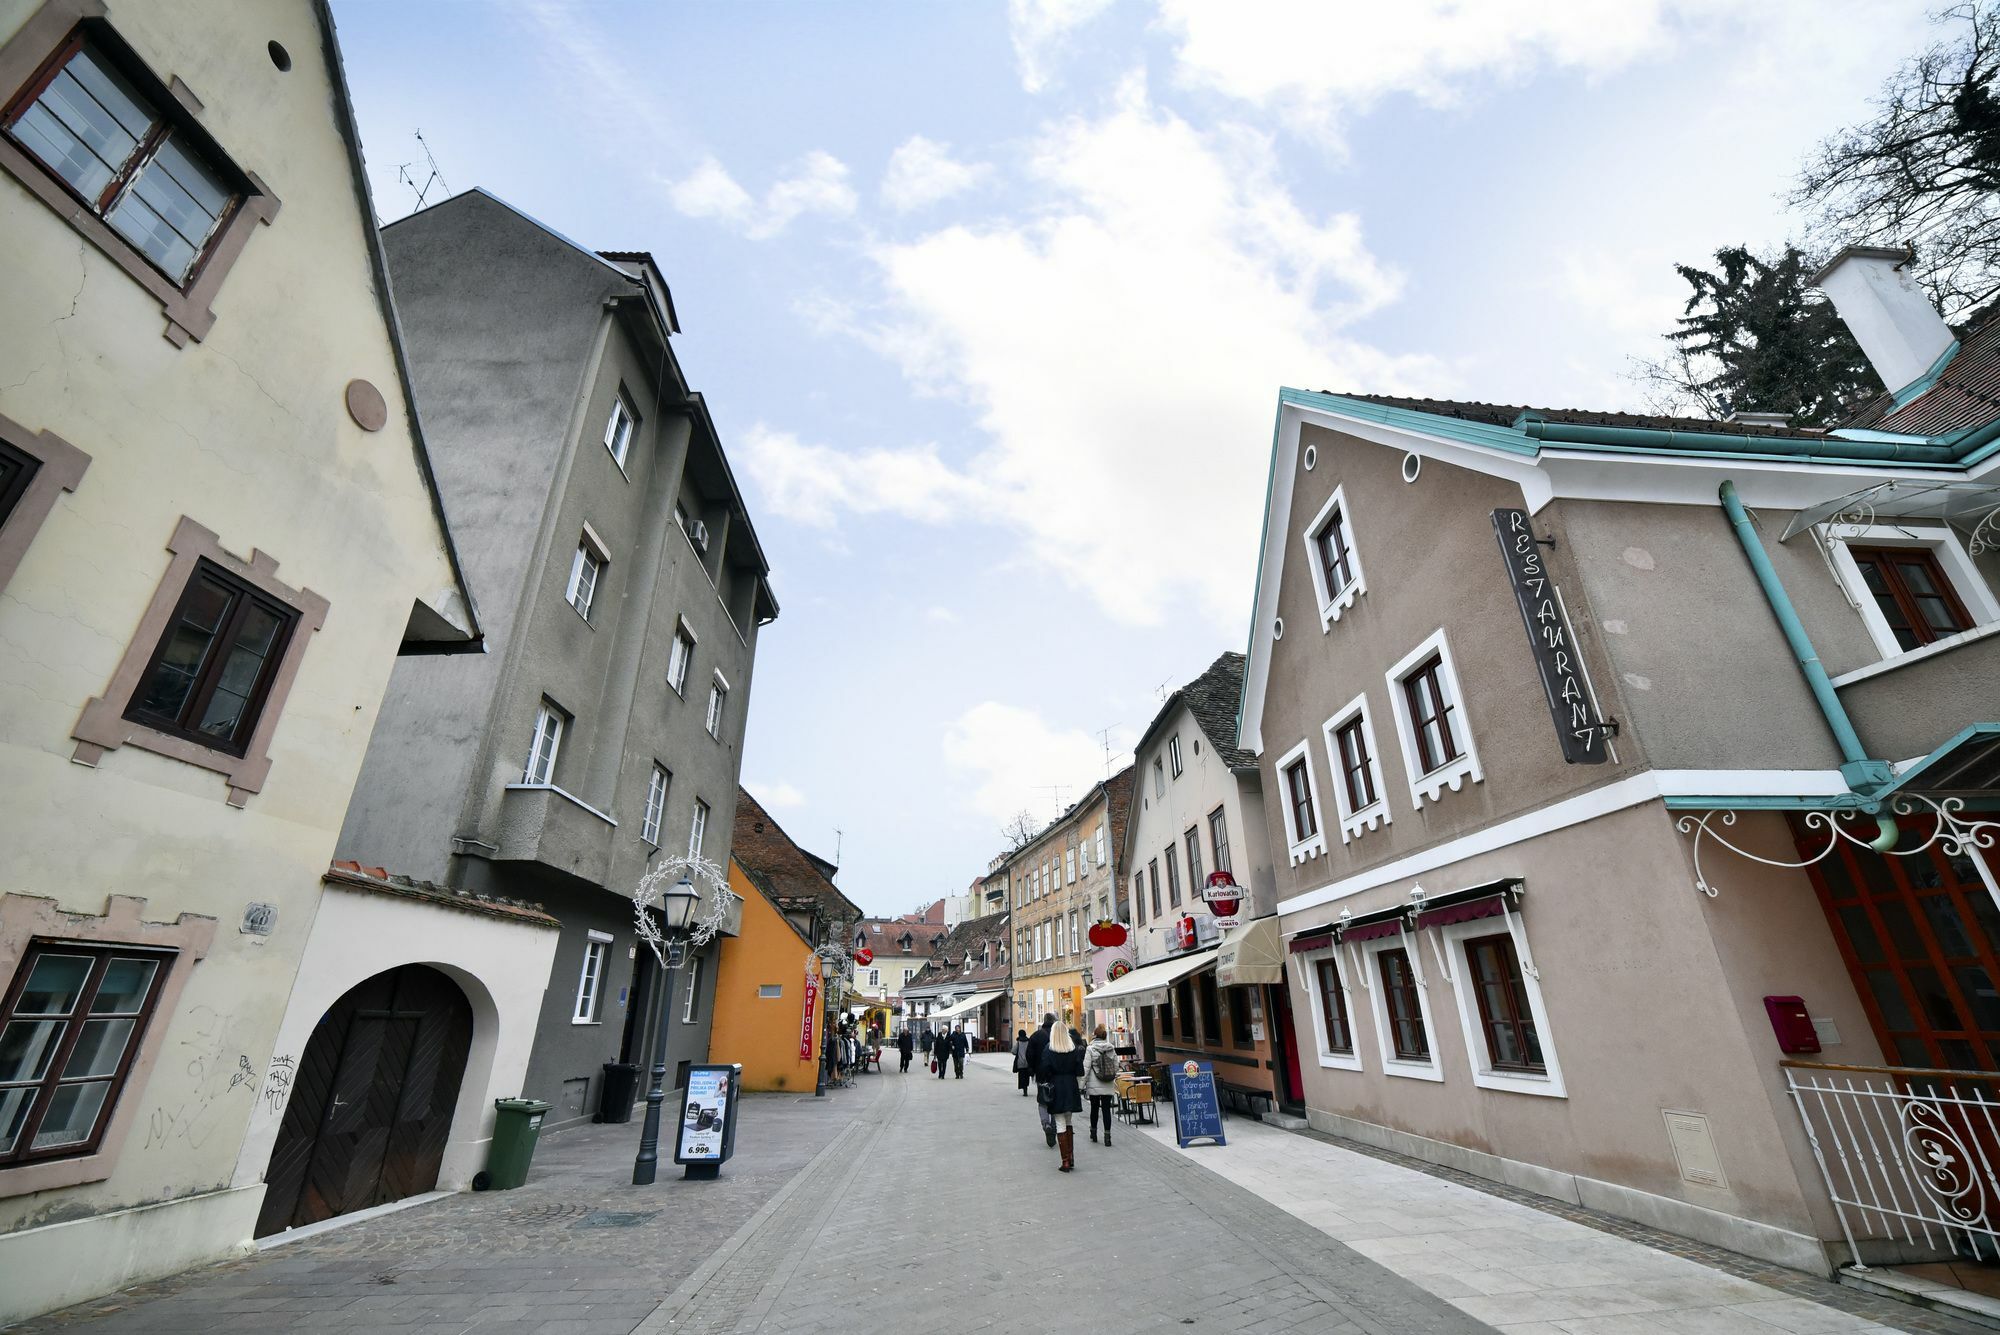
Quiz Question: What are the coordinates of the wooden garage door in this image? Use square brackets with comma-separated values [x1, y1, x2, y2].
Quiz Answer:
[256, 964, 473, 1238]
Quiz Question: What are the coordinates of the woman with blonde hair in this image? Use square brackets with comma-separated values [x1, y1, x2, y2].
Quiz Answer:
[1037, 1012, 1087, 1171]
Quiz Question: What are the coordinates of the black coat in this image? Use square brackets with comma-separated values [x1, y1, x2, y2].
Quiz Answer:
[1038, 1041, 1085, 1114]
[931, 1032, 951, 1059]
[897, 1031, 914, 1055]
[949, 1030, 968, 1057]
[1023, 1021, 1052, 1081]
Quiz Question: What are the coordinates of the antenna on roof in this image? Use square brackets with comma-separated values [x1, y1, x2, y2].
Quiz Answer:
[396, 129, 452, 213]
[1037, 784, 1069, 814]
[833, 827, 843, 868]
[1095, 726, 1118, 779]
[1153, 679, 1173, 702]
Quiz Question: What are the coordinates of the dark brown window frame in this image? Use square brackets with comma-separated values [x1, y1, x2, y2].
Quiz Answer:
[1148, 860, 1161, 919]
[1184, 826, 1204, 895]
[0, 0, 280, 347]
[1315, 504, 1354, 597]
[1402, 654, 1461, 775]
[1850, 544, 1975, 651]
[1165, 843, 1181, 908]
[1174, 976, 1196, 1041]
[1227, 985, 1254, 1047]
[71, 516, 327, 806]
[1463, 932, 1545, 1074]
[0, 892, 214, 1199]
[121, 557, 300, 757]
[1314, 956, 1352, 1054]
[1335, 715, 1376, 812]
[0, 938, 174, 1167]
[1197, 970, 1222, 1044]
[1378, 946, 1429, 1061]
[0, 410, 89, 595]
[1285, 758, 1317, 841]
[1208, 806, 1230, 873]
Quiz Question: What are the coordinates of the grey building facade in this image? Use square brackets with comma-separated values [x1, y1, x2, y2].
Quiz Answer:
[337, 189, 776, 1129]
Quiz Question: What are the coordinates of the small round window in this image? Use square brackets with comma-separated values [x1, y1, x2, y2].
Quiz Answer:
[1401, 452, 1422, 484]
[1302, 444, 1317, 472]
[268, 41, 292, 71]
[1273, 616, 1285, 641]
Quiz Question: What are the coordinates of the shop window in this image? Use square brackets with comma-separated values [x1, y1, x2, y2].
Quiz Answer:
[1199, 972, 1222, 1044]
[1366, 943, 1441, 1081]
[1437, 914, 1564, 1097]
[1229, 987, 1254, 1046]
[1175, 977, 1196, 1041]
[0, 6, 280, 344]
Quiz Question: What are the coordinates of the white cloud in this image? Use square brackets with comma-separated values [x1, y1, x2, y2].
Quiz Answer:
[882, 136, 993, 212]
[1007, 0, 1114, 93]
[750, 781, 806, 809]
[668, 150, 856, 239]
[825, 77, 1431, 626]
[925, 606, 959, 624]
[943, 702, 1125, 827]
[739, 425, 989, 529]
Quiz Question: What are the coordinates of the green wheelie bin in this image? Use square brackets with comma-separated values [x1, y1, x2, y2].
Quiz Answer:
[479, 1097, 551, 1190]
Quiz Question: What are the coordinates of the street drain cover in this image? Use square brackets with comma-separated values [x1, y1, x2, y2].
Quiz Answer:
[574, 1210, 659, 1229]
[500, 1202, 594, 1225]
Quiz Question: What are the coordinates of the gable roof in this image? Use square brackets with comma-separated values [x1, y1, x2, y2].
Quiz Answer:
[731, 788, 861, 929]
[1133, 652, 1256, 775]
[902, 911, 1012, 994]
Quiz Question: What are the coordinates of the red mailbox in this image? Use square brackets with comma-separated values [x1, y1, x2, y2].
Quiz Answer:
[1764, 995, 1820, 1055]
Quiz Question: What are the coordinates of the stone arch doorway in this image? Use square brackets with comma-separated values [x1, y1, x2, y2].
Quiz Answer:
[255, 963, 473, 1238]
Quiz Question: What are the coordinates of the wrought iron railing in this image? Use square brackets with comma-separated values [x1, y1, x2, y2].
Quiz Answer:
[1784, 1059, 2000, 1267]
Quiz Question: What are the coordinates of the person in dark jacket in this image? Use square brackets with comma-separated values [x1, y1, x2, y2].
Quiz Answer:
[931, 1026, 951, 1078]
[1024, 1014, 1055, 1144]
[949, 1024, 969, 1078]
[1011, 1029, 1032, 1096]
[1038, 1016, 1087, 1171]
[897, 1027, 915, 1074]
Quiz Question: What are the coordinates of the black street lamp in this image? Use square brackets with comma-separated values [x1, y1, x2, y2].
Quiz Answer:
[632, 872, 703, 1186]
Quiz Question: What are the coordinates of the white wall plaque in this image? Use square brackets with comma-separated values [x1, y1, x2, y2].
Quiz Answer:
[1662, 1109, 1728, 1189]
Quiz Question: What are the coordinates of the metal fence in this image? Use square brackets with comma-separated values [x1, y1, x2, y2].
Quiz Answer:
[1784, 1059, 2000, 1267]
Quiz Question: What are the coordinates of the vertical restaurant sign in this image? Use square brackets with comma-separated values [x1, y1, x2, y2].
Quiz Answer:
[799, 969, 819, 1060]
[1492, 509, 1611, 765]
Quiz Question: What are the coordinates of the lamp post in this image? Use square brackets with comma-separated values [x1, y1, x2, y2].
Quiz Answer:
[630, 859, 725, 1187]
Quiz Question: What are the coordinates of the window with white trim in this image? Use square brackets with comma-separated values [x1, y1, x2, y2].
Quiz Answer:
[1167, 734, 1183, 778]
[1165, 844, 1182, 907]
[867, 969, 880, 987]
[1208, 807, 1231, 874]
[641, 764, 669, 845]
[1435, 911, 1565, 1098]
[1147, 860, 1161, 918]
[1273, 739, 1326, 865]
[1360, 934, 1441, 1082]
[604, 389, 636, 469]
[689, 798, 708, 860]
[667, 620, 695, 695]
[1301, 484, 1366, 629]
[1153, 757, 1165, 796]
[1384, 630, 1482, 808]
[1184, 827, 1204, 894]
[706, 673, 728, 739]
[1069, 911, 1079, 954]
[1300, 948, 1362, 1071]
[681, 955, 701, 1023]
[1134, 873, 1146, 924]
[903, 967, 915, 985]
[573, 932, 611, 1023]
[523, 699, 566, 785]
[1066, 848, 1075, 883]
[1095, 825, 1106, 867]
[566, 534, 605, 620]
[1321, 693, 1391, 844]
[1824, 522, 2000, 664]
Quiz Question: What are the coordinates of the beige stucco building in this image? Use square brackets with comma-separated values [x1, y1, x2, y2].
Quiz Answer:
[0, 0, 479, 1317]
[1005, 768, 1132, 1035]
[1240, 247, 2000, 1273]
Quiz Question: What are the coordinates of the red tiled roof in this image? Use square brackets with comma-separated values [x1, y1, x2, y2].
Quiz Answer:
[732, 789, 861, 927]
[325, 862, 559, 927]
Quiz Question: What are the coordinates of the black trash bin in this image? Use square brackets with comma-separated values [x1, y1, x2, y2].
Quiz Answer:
[598, 1062, 640, 1123]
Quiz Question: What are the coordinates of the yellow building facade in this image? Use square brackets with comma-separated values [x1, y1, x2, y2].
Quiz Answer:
[712, 857, 828, 1092]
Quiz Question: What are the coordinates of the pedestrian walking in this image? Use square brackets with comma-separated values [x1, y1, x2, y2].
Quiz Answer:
[931, 1026, 951, 1079]
[897, 1027, 915, 1074]
[1011, 1029, 1031, 1096]
[1083, 1023, 1119, 1147]
[1025, 1013, 1055, 1145]
[950, 1024, 968, 1078]
[1038, 1014, 1086, 1172]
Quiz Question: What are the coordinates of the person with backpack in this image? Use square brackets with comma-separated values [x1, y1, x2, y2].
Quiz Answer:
[1011, 1028, 1031, 1096]
[1083, 1023, 1119, 1147]
[1038, 1013, 1086, 1172]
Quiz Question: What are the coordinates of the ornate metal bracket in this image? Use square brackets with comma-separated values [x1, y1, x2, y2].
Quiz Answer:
[1676, 795, 2000, 899]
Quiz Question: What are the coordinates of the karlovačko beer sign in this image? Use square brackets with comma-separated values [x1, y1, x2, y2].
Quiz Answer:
[1491, 508, 1616, 765]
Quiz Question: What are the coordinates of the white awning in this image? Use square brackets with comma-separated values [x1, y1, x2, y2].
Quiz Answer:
[1083, 947, 1217, 1009]
[1215, 916, 1285, 987]
[932, 989, 1003, 1020]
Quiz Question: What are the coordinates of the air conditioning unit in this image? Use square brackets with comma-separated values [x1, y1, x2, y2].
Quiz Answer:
[689, 519, 710, 554]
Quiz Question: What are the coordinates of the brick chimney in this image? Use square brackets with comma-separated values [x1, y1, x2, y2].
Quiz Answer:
[1810, 245, 1955, 395]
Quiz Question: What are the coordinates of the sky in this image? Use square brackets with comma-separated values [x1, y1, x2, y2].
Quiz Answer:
[331, 0, 1937, 917]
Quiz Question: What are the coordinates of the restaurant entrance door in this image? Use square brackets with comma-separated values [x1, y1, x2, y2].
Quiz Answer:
[1269, 981, 1305, 1111]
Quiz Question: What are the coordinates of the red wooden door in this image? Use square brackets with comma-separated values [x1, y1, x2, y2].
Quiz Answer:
[1270, 982, 1305, 1110]
[256, 965, 472, 1237]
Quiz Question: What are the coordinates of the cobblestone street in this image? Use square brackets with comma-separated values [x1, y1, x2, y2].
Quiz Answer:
[14, 1055, 1994, 1335]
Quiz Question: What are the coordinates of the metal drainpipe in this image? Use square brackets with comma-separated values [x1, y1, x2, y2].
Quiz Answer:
[1717, 481, 1899, 851]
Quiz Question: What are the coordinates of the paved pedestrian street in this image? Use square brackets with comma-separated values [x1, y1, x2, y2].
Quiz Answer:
[12, 1056, 1991, 1335]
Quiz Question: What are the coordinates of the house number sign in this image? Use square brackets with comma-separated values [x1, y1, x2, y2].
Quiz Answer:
[1491, 509, 1613, 765]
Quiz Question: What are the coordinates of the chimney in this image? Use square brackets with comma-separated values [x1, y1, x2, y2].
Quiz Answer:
[1810, 245, 1954, 395]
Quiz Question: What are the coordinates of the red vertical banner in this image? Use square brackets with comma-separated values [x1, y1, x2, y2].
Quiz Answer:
[800, 969, 820, 1061]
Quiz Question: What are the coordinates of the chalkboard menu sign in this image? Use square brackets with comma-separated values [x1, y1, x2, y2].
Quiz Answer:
[1169, 1060, 1226, 1148]
[1492, 509, 1613, 765]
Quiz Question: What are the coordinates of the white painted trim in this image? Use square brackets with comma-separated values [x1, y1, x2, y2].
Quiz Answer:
[257, 1190, 452, 1250]
[1359, 933, 1443, 1081]
[578, 520, 611, 561]
[1652, 768, 1849, 796]
[1384, 628, 1483, 809]
[573, 936, 608, 1023]
[1298, 946, 1364, 1071]
[1436, 916, 1566, 1099]
[586, 929, 615, 944]
[503, 781, 618, 827]
[1831, 618, 2000, 687]
[1273, 737, 1327, 867]
[1822, 521, 2000, 662]
[1301, 483, 1366, 631]
[1322, 693, 1391, 845]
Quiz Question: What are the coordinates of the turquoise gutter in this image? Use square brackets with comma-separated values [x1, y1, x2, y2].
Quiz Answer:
[1525, 419, 1959, 464]
[1889, 339, 1960, 408]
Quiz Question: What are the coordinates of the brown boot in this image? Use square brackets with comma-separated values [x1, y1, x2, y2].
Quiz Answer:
[1058, 1129, 1074, 1171]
